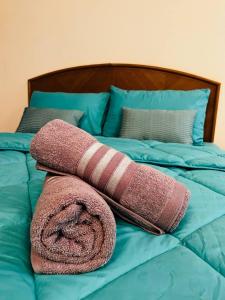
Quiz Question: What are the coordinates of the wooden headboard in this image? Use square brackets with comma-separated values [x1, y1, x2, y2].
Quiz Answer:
[28, 63, 220, 142]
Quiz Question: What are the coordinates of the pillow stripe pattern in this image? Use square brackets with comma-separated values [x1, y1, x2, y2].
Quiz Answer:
[120, 108, 197, 144]
[17, 107, 83, 133]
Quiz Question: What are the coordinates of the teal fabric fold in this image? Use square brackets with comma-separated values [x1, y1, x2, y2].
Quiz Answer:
[1, 133, 225, 170]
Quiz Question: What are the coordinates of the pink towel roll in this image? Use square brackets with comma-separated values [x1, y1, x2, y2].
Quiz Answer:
[31, 119, 190, 234]
[31, 175, 116, 274]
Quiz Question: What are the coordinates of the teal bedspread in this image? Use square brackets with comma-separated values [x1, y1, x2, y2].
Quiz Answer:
[1, 133, 225, 300]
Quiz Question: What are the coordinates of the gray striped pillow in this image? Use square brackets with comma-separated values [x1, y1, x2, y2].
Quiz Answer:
[17, 107, 84, 133]
[120, 108, 197, 144]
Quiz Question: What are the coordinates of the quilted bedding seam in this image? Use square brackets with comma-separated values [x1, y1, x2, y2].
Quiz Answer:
[180, 245, 225, 279]
[81, 243, 225, 300]
[80, 245, 181, 300]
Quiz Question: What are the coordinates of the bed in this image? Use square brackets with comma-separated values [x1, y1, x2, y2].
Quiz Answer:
[1, 63, 225, 300]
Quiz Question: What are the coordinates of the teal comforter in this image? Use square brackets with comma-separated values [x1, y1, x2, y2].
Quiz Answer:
[1, 133, 225, 300]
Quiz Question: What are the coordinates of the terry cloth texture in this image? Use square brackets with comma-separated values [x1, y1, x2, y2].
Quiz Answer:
[30, 119, 190, 234]
[31, 175, 116, 274]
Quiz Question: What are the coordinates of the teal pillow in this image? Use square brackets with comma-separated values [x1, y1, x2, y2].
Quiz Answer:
[16, 107, 83, 133]
[103, 86, 210, 144]
[30, 91, 110, 135]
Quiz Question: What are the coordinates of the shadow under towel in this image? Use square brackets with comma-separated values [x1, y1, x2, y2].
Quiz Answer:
[31, 175, 116, 274]
[30, 119, 190, 235]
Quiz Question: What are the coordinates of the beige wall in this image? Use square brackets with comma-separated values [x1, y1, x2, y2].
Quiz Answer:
[1, 0, 225, 147]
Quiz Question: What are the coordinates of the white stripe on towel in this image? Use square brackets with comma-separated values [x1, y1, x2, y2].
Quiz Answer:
[91, 148, 118, 185]
[77, 142, 103, 177]
[105, 157, 131, 196]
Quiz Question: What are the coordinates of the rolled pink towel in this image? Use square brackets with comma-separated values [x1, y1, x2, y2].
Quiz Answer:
[31, 175, 116, 274]
[31, 119, 190, 234]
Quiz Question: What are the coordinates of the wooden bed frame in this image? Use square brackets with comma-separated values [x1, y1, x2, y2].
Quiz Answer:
[28, 63, 221, 142]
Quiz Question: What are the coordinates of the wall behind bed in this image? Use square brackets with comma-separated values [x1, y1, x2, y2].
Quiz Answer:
[1, 0, 225, 148]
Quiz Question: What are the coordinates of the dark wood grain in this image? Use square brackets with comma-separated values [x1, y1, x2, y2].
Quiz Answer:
[28, 63, 221, 142]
